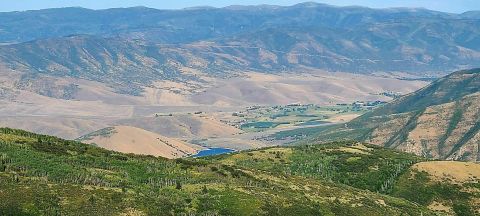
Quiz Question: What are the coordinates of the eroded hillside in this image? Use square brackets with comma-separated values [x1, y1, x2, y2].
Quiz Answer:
[309, 69, 480, 161]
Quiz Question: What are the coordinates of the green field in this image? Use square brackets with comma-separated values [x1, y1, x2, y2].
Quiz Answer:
[235, 103, 380, 132]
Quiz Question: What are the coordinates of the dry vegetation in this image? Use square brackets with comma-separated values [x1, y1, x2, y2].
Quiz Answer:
[310, 69, 480, 162]
[77, 126, 199, 159]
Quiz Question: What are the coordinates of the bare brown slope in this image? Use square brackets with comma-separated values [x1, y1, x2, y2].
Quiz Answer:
[77, 126, 200, 158]
[312, 93, 479, 161]
[191, 72, 426, 106]
[413, 161, 480, 183]
[115, 114, 242, 139]
[366, 92, 480, 161]
[310, 69, 480, 161]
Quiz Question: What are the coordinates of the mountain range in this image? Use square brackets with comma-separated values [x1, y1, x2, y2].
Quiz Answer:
[0, 3, 480, 98]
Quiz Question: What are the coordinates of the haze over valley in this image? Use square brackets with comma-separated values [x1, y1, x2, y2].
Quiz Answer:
[2, 2, 464, 152]
[0, 1, 479, 215]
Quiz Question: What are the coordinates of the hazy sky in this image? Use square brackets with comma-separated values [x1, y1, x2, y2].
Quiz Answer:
[0, 0, 478, 13]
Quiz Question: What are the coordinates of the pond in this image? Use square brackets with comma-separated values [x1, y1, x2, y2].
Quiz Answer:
[193, 148, 235, 157]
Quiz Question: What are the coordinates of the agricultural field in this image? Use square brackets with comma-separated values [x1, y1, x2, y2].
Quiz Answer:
[186, 102, 388, 150]
[226, 102, 385, 132]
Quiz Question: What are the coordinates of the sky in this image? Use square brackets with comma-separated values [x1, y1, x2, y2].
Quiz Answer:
[0, 0, 479, 13]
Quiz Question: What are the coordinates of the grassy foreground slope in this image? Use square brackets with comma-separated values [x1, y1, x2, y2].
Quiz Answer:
[308, 69, 480, 161]
[0, 128, 434, 215]
[393, 162, 480, 215]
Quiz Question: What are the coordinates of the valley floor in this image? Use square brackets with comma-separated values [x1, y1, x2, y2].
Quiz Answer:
[0, 70, 430, 159]
[0, 71, 427, 140]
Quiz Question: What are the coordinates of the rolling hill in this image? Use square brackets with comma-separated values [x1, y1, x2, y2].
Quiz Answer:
[1, 128, 478, 215]
[115, 114, 242, 139]
[0, 128, 433, 215]
[76, 126, 200, 158]
[308, 68, 480, 161]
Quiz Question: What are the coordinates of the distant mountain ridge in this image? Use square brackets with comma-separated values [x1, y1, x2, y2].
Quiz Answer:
[461, 10, 480, 18]
[0, 2, 479, 85]
[0, 3, 459, 44]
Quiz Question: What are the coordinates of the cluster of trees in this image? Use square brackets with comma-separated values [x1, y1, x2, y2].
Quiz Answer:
[220, 142, 423, 194]
[0, 129, 440, 215]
